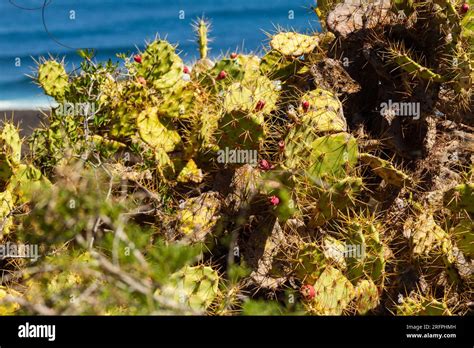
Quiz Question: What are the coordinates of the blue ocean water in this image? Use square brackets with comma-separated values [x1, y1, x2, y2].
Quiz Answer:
[0, 0, 319, 109]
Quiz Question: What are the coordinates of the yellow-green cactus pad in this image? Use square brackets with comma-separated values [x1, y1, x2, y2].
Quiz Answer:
[137, 107, 182, 152]
[294, 242, 327, 284]
[0, 286, 21, 315]
[270, 32, 319, 57]
[0, 123, 22, 166]
[177, 192, 221, 242]
[159, 265, 219, 311]
[353, 279, 380, 315]
[37, 60, 69, 100]
[443, 183, 474, 213]
[135, 40, 183, 90]
[307, 132, 359, 180]
[177, 159, 204, 184]
[450, 219, 473, 259]
[360, 153, 411, 187]
[406, 213, 455, 262]
[397, 296, 451, 316]
[299, 89, 347, 133]
[310, 266, 355, 315]
[0, 190, 14, 237]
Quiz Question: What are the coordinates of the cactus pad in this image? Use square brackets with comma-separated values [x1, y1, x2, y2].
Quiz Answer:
[160, 265, 219, 311]
[443, 183, 474, 213]
[135, 40, 183, 90]
[353, 279, 380, 315]
[177, 192, 221, 242]
[360, 153, 411, 187]
[37, 60, 69, 100]
[310, 266, 355, 315]
[270, 32, 319, 57]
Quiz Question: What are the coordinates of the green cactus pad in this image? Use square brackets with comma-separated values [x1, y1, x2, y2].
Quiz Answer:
[136, 107, 182, 153]
[270, 32, 319, 57]
[0, 190, 14, 237]
[260, 50, 300, 80]
[450, 219, 473, 259]
[345, 222, 387, 284]
[176, 159, 203, 184]
[135, 40, 183, 90]
[353, 279, 380, 315]
[306, 133, 359, 180]
[299, 89, 347, 133]
[387, 47, 445, 82]
[217, 110, 265, 151]
[7, 164, 50, 204]
[407, 213, 455, 263]
[397, 296, 451, 316]
[360, 153, 411, 187]
[37, 60, 69, 100]
[309, 176, 362, 226]
[0, 286, 21, 314]
[0, 123, 22, 166]
[200, 58, 245, 91]
[177, 192, 221, 242]
[158, 79, 196, 119]
[443, 183, 474, 213]
[159, 265, 220, 311]
[310, 266, 355, 315]
[294, 242, 327, 284]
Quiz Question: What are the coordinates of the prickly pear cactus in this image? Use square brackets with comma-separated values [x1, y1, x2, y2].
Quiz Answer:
[306, 133, 359, 180]
[306, 176, 362, 226]
[449, 219, 474, 259]
[37, 59, 69, 100]
[159, 265, 220, 311]
[176, 159, 203, 184]
[298, 89, 347, 133]
[134, 40, 183, 90]
[307, 266, 355, 315]
[406, 213, 455, 263]
[259, 49, 300, 80]
[177, 192, 221, 242]
[397, 295, 451, 316]
[0, 190, 14, 237]
[0, 123, 21, 166]
[293, 242, 327, 284]
[345, 221, 387, 284]
[270, 32, 319, 57]
[443, 183, 474, 213]
[353, 279, 380, 315]
[360, 153, 412, 187]
[0, 286, 20, 315]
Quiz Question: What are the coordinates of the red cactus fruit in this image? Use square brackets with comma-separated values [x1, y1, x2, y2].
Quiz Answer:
[269, 195, 280, 206]
[258, 159, 272, 171]
[302, 100, 310, 112]
[255, 100, 266, 112]
[134, 55, 142, 64]
[460, 3, 469, 13]
[183, 66, 190, 74]
[217, 70, 228, 80]
[230, 52, 238, 59]
[301, 284, 315, 300]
